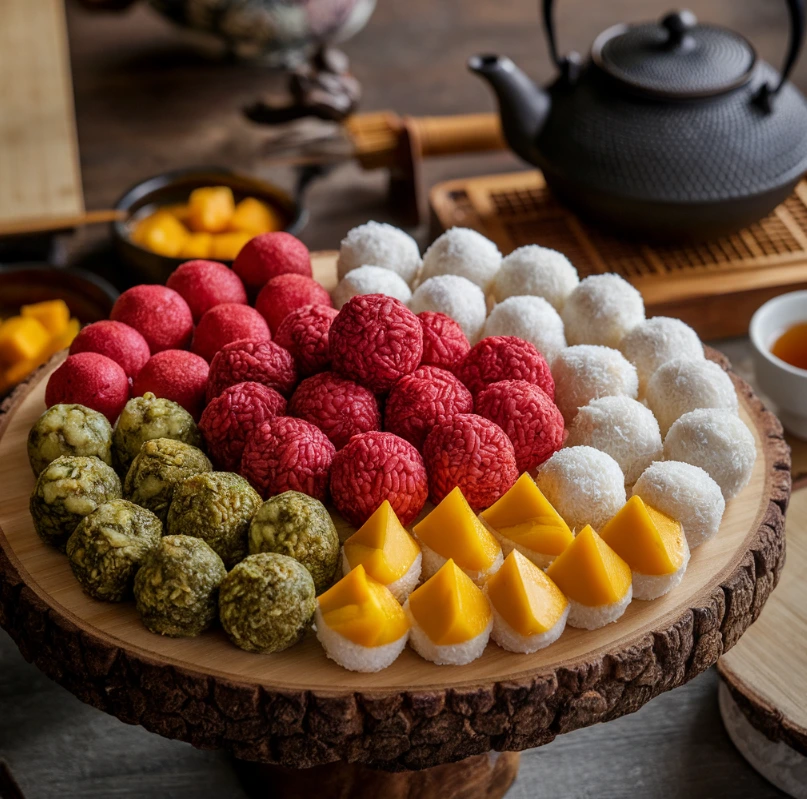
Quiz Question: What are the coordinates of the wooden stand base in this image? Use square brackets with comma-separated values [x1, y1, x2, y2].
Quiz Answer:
[236, 752, 520, 799]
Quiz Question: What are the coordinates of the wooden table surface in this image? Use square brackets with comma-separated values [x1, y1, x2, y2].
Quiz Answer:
[0, 0, 802, 795]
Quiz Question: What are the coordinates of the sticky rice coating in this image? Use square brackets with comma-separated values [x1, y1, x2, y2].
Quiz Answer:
[646, 357, 738, 435]
[483, 296, 567, 364]
[404, 599, 492, 666]
[341, 549, 422, 603]
[663, 409, 756, 500]
[420, 227, 502, 292]
[408, 275, 488, 343]
[332, 266, 413, 309]
[566, 583, 633, 630]
[492, 245, 579, 310]
[631, 537, 690, 601]
[337, 221, 422, 287]
[485, 591, 569, 654]
[551, 345, 638, 424]
[632, 460, 725, 548]
[315, 606, 409, 672]
[418, 541, 503, 587]
[536, 446, 626, 532]
[562, 274, 645, 348]
[28, 403, 113, 477]
[565, 396, 662, 486]
[618, 316, 704, 396]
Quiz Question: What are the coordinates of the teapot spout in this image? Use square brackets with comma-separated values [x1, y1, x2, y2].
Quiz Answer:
[468, 55, 549, 165]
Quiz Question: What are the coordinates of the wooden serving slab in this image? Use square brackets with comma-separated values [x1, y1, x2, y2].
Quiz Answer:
[0, 255, 791, 779]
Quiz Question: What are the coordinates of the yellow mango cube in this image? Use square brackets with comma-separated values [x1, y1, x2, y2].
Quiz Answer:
[599, 496, 685, 576]
[0, 316, 50, 366]
[343, 500, 420, 585]
[485, 551, 568, 637]
[179, 232, 213, 260]
[229, 197, 283, 234]
[45, 317, 81, 357]
[317, 565, 409, 647]
[546, 525, 632, 607]
[163, 203, 191, 225]
[210, 231, 253, 261]
[407, 559, 491, 646]
[21, 299, 70, 336]
[188, 186, 235, 233]
[132, 210, 189, 257]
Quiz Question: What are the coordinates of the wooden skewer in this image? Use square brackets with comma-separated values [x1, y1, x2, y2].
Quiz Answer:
[0, 208, 127, 238]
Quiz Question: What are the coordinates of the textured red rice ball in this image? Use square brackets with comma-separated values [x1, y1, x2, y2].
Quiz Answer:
[69, 320, 150, 380]
[132, 349, 210, 420]
[454, 336, 555, 400]
[45, 352, 130, 424]
[255, 273, 332, 335]
[166, 259, 248, 322]
[110, 285, 193, 353]
[232, 232, 312, 293]
[329, 294, 423, 394]
[240, 416, 335, 501]
[384, 365, 473, 450]
[191, 303, 271, 362]
[199, 381, 287, 471]
[476, 380, 564, 473]
[274, 303, 339, 377]
[423, 413, 518, 510]
[289, 372, 381, 450]
[206, 339, 297, 402]
[417, 311, 471, 370]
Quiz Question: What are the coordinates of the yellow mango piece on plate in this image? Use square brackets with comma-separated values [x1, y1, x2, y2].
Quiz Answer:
[188, 186, 235, 233]
[599, 496, 685, 576]
[318, 565, 409, 647]
[0, 316, 50, 366]
[179, 232, 213, 260]
[2, 357, 40, 388]
[45, 317, 81, 356]
[547, 525, 632, 607]
[163, 203, 191, 225]
[485, 550, 568, 636]
[480, 473, 573, 561]
[343, 500, 420, 584]
[414, 486, 501, 573]
[21, 299, 70, 336]
[210, 231, 253, 261]
[407, 559, 491, 645]
[229, 197, 283, 234]
[132, 210, 188, 257]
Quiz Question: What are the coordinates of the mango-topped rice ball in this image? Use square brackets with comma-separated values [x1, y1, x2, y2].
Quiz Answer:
[404, 559, 492, 666]
[600, 496, 690, 600]
[484, 551, 569, 653]
[546, 526, 633, 630]
[315, 565, 410, 672]
[413, 486, 503, 586]
[341, 500, 422, 602]
[479, 473, 573, 569]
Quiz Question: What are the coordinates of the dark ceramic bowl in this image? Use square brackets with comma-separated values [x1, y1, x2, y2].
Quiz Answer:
[113, 167, 307, 284]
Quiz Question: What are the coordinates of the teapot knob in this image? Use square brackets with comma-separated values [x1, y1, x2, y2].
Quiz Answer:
[661, 9, 698, 47]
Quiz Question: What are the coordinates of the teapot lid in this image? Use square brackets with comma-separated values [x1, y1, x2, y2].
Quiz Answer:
[592, 10, 757, 99]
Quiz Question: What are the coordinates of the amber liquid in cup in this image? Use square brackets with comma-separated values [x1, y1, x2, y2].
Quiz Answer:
[771, 322, 807, 370]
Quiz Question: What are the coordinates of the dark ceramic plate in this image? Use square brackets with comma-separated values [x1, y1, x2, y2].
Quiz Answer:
[113, 167, 307, 284]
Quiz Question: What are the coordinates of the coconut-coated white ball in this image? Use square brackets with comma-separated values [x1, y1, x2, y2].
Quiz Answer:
[632, 461, 725, 548]
[492, 245, 579, 310]
[337, 221, 422, 287]
[562, 273, 645, 348]
[420, 227, 502, 292]
[536, 446, 626, 532]
[551, 344, 639, 423]
[409, 274, 487, 343]
[565, 396, 662, 486]
[331, 265, 413, 309]
[663, 409, 756, 500]
[483, 295, 567, 364]
[619, 317, 704, 396]
[646, 357, 738, 436]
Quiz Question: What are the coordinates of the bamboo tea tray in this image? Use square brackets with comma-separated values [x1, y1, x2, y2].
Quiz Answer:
[430, 171, 807, 340]
[0, 254, 791, 794]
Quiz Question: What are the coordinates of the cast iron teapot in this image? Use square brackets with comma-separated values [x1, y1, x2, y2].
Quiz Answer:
[471, 1, 807, 241]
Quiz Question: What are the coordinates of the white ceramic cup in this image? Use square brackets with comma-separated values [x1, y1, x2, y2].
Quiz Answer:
[750, 290, 807, 439]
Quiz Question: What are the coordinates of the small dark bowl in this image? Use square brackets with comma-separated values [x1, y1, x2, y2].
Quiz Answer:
[113, 167, 307, 284]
